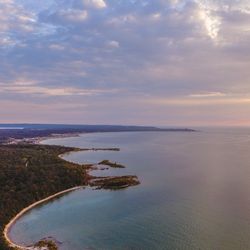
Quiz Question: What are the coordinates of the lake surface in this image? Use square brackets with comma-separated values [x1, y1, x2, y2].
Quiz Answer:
[9, 128, 250, 249]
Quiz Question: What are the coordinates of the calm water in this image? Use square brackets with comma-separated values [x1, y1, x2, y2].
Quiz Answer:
[9, 128, 250, 249]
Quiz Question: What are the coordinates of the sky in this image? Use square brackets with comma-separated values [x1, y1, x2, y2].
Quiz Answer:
[1, 0, 250, 126]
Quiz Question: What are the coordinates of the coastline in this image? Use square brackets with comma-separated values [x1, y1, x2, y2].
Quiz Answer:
[6, 132, 81, 145]
[4, 186, 82, 250]
[3, 134, 85, 249]
[2, 133, 139, 249]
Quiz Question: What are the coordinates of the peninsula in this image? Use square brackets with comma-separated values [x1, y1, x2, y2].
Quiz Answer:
[0, 124, 195, 249]
[0, 144, 140, 250]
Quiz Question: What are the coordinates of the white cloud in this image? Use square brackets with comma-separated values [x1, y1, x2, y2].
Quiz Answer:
[0, 0, 58, 48]
[146, 96, 250, 106]
[0, 1, 36, 33]
[0, 80, 117, 96]
[108, 14, 136, 25]
[195, 1, 221, 40]
[107, 40, 119, 48]
[150, 13, 161, 20]
[11, 78, 37, 86]
[189, 92, 227, 98]
[0, 36, 16, 47]
[83, 0, 106, 9]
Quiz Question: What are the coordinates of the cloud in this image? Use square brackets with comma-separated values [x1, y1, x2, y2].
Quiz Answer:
[107, 40, 119, 48]
[146, 96, 250, 107]
[0, 79, 118, 96]
[83, 0, 106, 9]
[1, 0, 250, 125]
[196, 1, 221, 40]
[189, 92, 227, 98]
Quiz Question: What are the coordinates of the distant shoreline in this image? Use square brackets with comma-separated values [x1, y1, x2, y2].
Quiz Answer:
[4, 127, 196, 146]
[0, 124, 196, 145]
[6, 132, 81, 145]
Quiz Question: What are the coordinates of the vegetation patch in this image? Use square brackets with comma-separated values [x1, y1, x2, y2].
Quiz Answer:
[0, 144, 140, 249]
[0, 144, 89, 250]
[98, 160, 125, 168]
[90, 176, 140, 190]
[33, 239, 58, 250]
[88, 148, 120, 151]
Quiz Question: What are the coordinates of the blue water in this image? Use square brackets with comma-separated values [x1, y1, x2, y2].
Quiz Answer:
[9, 129, 250, 249]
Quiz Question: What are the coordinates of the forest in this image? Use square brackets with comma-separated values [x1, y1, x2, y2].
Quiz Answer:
[0, 144, 89, 249]
[0, 142, 140, 249]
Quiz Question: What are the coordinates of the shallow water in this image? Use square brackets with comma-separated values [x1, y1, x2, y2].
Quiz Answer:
[9, 128, 250, 249]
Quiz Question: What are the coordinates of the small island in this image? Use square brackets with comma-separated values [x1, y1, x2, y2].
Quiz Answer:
[90, 176, 140, 190]
[33, 239, 59, 250]
[88, 148, 120, 151]
[98, 159, 125, 168]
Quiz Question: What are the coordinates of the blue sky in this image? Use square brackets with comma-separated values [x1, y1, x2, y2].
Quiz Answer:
[1, 0, 250, 126]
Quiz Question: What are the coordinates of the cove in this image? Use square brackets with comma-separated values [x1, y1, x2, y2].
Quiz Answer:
[8, 129, 250, 249]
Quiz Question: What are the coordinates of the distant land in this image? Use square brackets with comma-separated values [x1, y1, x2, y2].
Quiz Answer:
[0, 124, 195, 144]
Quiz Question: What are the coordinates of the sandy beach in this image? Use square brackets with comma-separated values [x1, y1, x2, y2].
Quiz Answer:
[6, 132, 81, 145]
[4, 186, 82, 249]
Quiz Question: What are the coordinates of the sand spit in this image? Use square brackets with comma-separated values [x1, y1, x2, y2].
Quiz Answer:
[4, 186, 82, 250]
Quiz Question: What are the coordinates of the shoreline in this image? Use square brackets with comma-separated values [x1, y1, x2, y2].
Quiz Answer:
[35, 132, 82, 145]
[6, 132, 81, 145]
[3, 186, 82, 250]
[2, 133, 138, 249]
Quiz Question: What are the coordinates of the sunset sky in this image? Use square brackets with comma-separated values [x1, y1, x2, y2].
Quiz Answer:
[1, 0, 250, 126]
